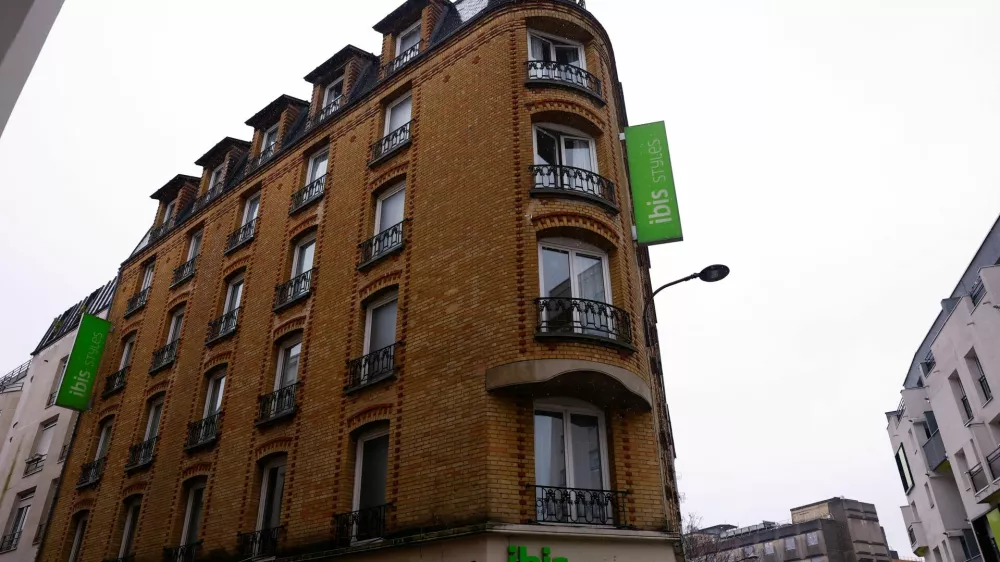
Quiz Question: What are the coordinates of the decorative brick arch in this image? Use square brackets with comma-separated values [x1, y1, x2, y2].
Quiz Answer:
[181, 462, 213, 481]
[121, 481, 149, 498]
[272, 316, 307, 342]
[288, 215, 319, 242]
[165, 293, 190, 313]
[526, 100, 607, 135]
[369, 164, 408, 194]
[222, 255, 252, 280]
[97, 404, 120, 420]
[70, 498, 95, 514]
[120, 318, 143, 338]
[254, 437, 294, 462]
[145, 380, 170, 400]
[203, 351, 231, 373]
[359, 271, 402, 304]
[532, 211, 622, 249]
[346, 403, 393, 434]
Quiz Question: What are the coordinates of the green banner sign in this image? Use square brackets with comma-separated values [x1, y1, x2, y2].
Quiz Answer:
[625, 121, 683, 245]
[55, 314, 111, 411]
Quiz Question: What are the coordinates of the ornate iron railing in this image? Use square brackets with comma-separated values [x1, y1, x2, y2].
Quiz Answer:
[290, 175, 326, 214]
[245, 143, 278, 175]
[149, 221, 172, 243]
[381, 42, 422, 78]
[358, 221, 405, 267]
[163, 541, 201, 562]
[0, 531, 21, 553]
[193, 181, 226, 213]
[346, 343, 398, 392]
[530, 164, 616, 209]
[103, 367, 127, 398]
[333, 504, 391, 546]
[237, 526, 282, 558]
[535, 297, 634, 346]
[971, 463, 989, 492]
[23, 454, 45, 476]
[529, 485, 627, 527]
[185, 413, 220, 450]
[225, 218, 259, 254]
[369, 122, 411, 164]
[125, 437, 157, 470]
[46, 392, 56, 408]
[124, 288, 150, 316]
[77, 456, 105, 487]
[922, 432, 946, 471]
[172, 257, 197, 287]
[206, 308, 240, 344]
[306, 98, 345, 131]
[150, 340, 180, 373]
[274, 270, 314, 310]
[526, 61, 602, 99]
[257, 384, 299, 424]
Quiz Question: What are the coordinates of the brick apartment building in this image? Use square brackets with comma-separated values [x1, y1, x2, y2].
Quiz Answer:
[37, 1, 682, 561]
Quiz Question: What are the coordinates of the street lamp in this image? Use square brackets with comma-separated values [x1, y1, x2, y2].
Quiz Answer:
[643, 264, 730, 335]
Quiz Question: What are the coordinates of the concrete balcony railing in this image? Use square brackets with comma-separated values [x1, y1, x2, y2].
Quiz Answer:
[922, 432, 947, 471]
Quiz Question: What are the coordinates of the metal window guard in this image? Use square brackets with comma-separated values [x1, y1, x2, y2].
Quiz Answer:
[237, 526, 283, 558]
[0, 531, 21, 553]
[369, 122, 412, 164]
[529, 164, 617, 210]
[970, 464, 989, 492]
[225, 218, 259, 254]
[528, 484, 627, 527]
[124, 436, 157, 471]
[163, 541, 201, 562]
[124, 288, 150, 317]
[274, 270, 314, 310]
[172, 257, 197, 287]
[525, 60, 603, 100]
[358, 221, 405, 268]
[381, 42, 422, 78]
[185, 413, 220, 450]
[77, 456, 105, 488]
[103, 367, 127, 398]
[306, 98, 346, 131]
[206, 308, 240, 344]
[332, 504, 391, 546]
[290, 175, 326, 214]
[346, 343, 398, 392]
[150, 340, 180, 373]
[256, 383, 299, 424]
[534, 297, 634, 347]
[23, 454, 45, 476]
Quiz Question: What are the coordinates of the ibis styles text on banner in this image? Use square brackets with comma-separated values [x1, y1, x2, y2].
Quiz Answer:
[55, 314, 111, 411]
[625, 121, 683, 245]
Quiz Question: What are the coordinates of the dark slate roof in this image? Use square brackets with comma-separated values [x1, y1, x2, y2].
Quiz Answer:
[245, 94, 310, 129]
[194, 137, 251, 168]
[374, 0, 431, 34]
[304, 45, 379, 85]
[32, 278, 118, 355]
[149, 174, 201, 201]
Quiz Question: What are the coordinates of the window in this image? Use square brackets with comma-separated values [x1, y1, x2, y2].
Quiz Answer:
[167, 308, 184, 344]
[385, 94, 412, 135]
[971, 277, 986, 306]
[242, 194, 261, 227]
[924, 411, 940, 437]
[353, 424, 389, 539]
[785, 537, 796, 551]
[203, 370, 225, 418]
[144, 398, 164, 441]
[32, 419, 57, 458]
[275, 339, 301, 391]
[539, 240, 610, 303]
[162, 200, 176, 227]
[94, 420, 112, 460]
[896, 444, 914, 492]
[292, 235, 316, 278]
[67, 513, 87, 562]
[924, 482, 934, 507]
[257, 457, 286, 531]
[323, 77, 344, 108]
[961, 529, 981, 559]
[952, 374, 974, 422]
[3, 492, 31, 547]
[396, 22, 421, 55]
[534, 125, 597, 173]
[119, 336, 135, 370]
[765, 543, 775, 555]
[51, 356, 69, 395]
[208, 164, 225, 190]
[968, 350, 993, 403]
[534, 399, 609, 491]
[262, 126, 278, 152]
[118, 498, 140, 558]
[141, 262, 155, 291]
[187, 229, 203, 261]
[529, 31, 584, 69]
[375, 182, 405, 237]
[806, 531, 819, 546]
[180, 481, 205, 545]
[364, 291, 398, 358]
[307, 150, 328, 185]
[224, 277, 244, 314]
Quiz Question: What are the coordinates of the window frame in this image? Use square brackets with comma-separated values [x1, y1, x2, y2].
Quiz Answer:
[94, 420, 113, 460]
[291, 234, 317, 278]
[533, 397, 611, 492]
[785, 537, 796, 551]
[274, 337, 303, 391]
[203, 370, 226, 418]
[384, 94, 412, 136]
[242, 194, 261, 226]
[162, 200, 176, 226]
[118, 498, 140, 558]
[6, 492, 32, 537]
[352, 424, 390, 513]
[806, 531, 819, 546]
[323, 77, 345, 108]
[374, 182, 405, 235]
[144, 397, 164, 441]
[261, 125, 279, 152]
[537, 238, 613, 304]
[223, 276, 244, 314]
[208, 164, 225, 189]
[395, 22, 421, 56]
[32, 419, 57, 456]
[52, 356, 69, 394]
[527, 30, 586, 70]
[306, 149, 329, 184]
[141, 263, 155, 291]
[255, 457, 286, 531]
[179, 480, 206, 545]
[363, 291, 399, 356]
[67, 513, 87, 562]
[119, 336, 135, 370]
[167, 308, 185, 344]
[532, 123, 599, 173]
[187, 229, 203, 261]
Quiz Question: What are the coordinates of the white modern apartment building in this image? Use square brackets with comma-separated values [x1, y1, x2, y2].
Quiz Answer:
[0, 280, 114, 561]
[887, 216, 1000, 562]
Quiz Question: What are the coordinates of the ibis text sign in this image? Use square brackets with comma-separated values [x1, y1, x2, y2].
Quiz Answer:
[55, 314, 111, 411]
[508, 546, 567, 562]
[625, 121, 683, 245]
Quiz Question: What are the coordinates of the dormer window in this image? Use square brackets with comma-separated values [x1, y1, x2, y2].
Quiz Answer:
[262, 126, 279, 153]
[208, 164, 225, 191]
[162, 200, 176, 227]
[396, 22, 421, 56]
[529, 32, 584, 69]
[324, 77, 344, 109]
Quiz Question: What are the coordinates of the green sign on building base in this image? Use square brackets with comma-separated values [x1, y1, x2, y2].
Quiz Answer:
[625, 121, 683, 246]
[55, 314, 111, 411]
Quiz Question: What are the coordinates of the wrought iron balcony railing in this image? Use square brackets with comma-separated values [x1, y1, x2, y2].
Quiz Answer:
[922, 432, 946, 471]
[124, 288, 150, 317]
[245, 143, 278, 175]
[76, 456, 105, 488]
[225, 218, 259, 254]
[163, 541, 201, 562]
[0, 531, 20, 553]
[346, 343, 398, 392]
[206, 308, 240, 344]
[193, 182, 226, 213]
[369, 122, 411, 165]
[150, 340, 180, 373]
[529, 484, 627, 527]
[358, 221, 405, 268]
[290, 175, 326, 214]
[256, 383, 299, 425]
[185, 413, 220, 450]
[237, 526, 282, 558]
[381, 42, 422, 78]
[970, 463, 989, 492]
[534, 297, 634, 348]
[124, 436, 157, 471]
[46, 392, 56, 408]
[306, 98, 345, 131]
[23, 454, 45, 476]
[530, 164, 617, 211]
[103, 367, 127, 398]
[332, 503, 391, 546]
[149, 221, 172, 243]
[526, 60, 603, 100]
[274, 270, 314, 311]
[172, 257, 197, 287]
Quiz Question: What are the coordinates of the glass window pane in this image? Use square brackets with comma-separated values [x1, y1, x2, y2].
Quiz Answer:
[378, 189, 406, 231]
[226, 281, 243, 312]
[184, 487, 204, 542]
[120, 339, 134, 369]
[280, 344, 301, 387]
[399, 28, 421, 52]
[574, 254, 606, 303]
[530, 36, 552, 61]
[555, 45, 581, 66]
[535, 128, 559, 166]
[534, 411, 566, 487]
[325, 82, 343, 105]
[563, 137, 593, 171]
[541, 248, 571, 299]
[244, 197, 260, 224]
[168, 312, 184, 342]
[295, 241, 315, 276]
[310, 154, 328, 181]
[146, 403, 163, 439]
[263, 129, 277, 148]
[207, 376, 225, 415]
[188, 232, 202, 260]
[387, 98, 412, 131]
[369, 300, 398, 351]
[36, 425, 55, 455]
[262, 464, 285, 529]
[359, 435, 389, 509]
[569, 414, 603, 489]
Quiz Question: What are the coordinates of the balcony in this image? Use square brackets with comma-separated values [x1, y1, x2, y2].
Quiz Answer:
[987, 445, 1000, 480]
[274, 270, 314, 311]
[369, 122, 411, 165]
[206, 308, 240, 344]
[103, 367, 127, 398]
[526, 60, 604, 102]
[256, 384, 299, 426]
[244, 143, 278, 176]
[305, 98, 345, 132]
[149, 221, 172, 244]
[192, 182, 225, 213]
[922, 432, 947, 471]
[45, 392, 56, 408]
[346, 343, 398, 393]
[530, 164, 617, 212]
[358, 221, 405, 269]
[237, 527, 282, 558]
[225, 218, 259, 254]
[23, 454, 45, 476]
[971, 464, 989, 493]
[332, 504, 391, 546]
[124, 288, 150, 317]
[124, 436, 157, 471]
[76, 457, 105, 488]
[381, 42, 422, 79]
[149, 340, 179, 374]
[534, 297, 635, 350]
[529, 484, 628, 527]
[163, 542, 201, 562]
[171, 257, 197, 287]
[0, 531, 20, 553]
[290, 175, 326, 215]
[185, 413, 220, 451]
[972, 278, 987, 306]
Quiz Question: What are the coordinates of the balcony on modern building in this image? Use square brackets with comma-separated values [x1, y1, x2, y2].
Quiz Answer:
[332, 504, 391, 546]
[0, 531, 20, 554]
[163, 541, 201, 562]
[149, 340, 179, 374]
[206, 308, 240, 345]
[102, 367, 127, 398]
[185, 413, 220, 452]
[358, 221, 405, 269]
[530, 164, 617, 212]
[274, 270, 314, 311]
[237, 527, 282, 558]
[369, 122, 412, 166]
[525, 60, 604, 103]
[76, 457, 105, 488]
[346, 343, 399, 393]
[923, 431, 947, 472]
[901, 504, 927, 556]
[124, 436, 157, 471]
[534, 297, 635, 352]
[225, 218, 258, 254]
[23, 454, 45, 477]
[256, 384, 299, 426]
[171, 257, 197, 288]
[971, 443, 1000, 503]
[124, 287, 150, 317]
[529, 484, 628, 528]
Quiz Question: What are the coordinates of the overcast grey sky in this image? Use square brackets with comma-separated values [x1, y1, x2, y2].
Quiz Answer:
[2, 0, 999, 553]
